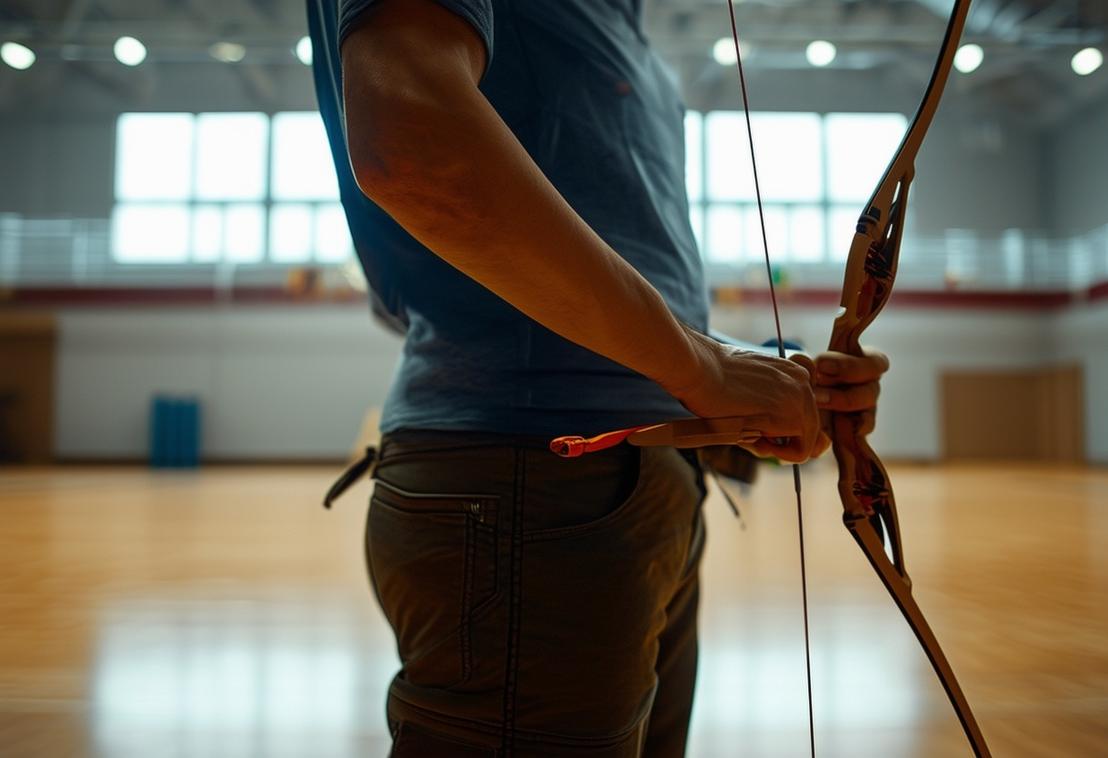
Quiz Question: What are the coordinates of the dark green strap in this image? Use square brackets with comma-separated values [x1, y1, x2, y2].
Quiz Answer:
[322, 446, 379, 509]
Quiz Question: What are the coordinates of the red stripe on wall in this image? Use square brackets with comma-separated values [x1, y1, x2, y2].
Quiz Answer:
[1, 283, 1106, 309]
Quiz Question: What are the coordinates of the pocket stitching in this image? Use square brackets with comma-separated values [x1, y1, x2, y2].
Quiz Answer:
[368, 487, 501, 689]
[374, 477, 501, 517]
[522, 448, 648, 543]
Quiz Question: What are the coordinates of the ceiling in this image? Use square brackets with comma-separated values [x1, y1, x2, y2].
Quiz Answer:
[0, 0, 1105, 125]
[649, 0, 1108, 125]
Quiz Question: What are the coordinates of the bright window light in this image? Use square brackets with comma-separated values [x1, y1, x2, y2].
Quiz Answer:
[112, 111, 360, 265]
[271, 112, 340, 201]
[1, 42, 35, 70]
[687, 109, 919, 263]
[743, 205, 786, 260]
[114, 36, 147, 66]
[112, 205, 190, 263]
[115, 113, 195, 200]
[223, 205, 265, 263]
[192, 206, 224, 262]
[295, 36, 313, 66]
[825, 113, 907, 202]
[315, 204, 354, 262]
[789, 206, 825, 262]
[269, 204, 314, 263]
[954, 44, 983, 74]
[706, 206, 745, 263]
[688, 206, 705, 253]
[685, 111, 703, 203]
[705, 113, 754, 201]
[746, 113, 822, 201]
[195, 113, 268, 201]
[806, 40, 836, 67]
[829, 205, 861, 261]
[1072, 47, 1103, 76]
[705, 112, 822, 203]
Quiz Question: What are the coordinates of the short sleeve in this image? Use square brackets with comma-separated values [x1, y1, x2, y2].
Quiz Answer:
[338, 0, 494, 69]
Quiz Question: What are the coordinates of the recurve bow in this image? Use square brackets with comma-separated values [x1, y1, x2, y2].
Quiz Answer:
[553, 1, 990, 754]
[814, 1, 990, 755]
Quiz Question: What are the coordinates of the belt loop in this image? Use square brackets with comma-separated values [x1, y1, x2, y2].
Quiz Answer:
[322, 446, 379, 510]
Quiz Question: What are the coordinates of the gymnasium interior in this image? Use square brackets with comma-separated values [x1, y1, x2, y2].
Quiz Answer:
[1, 0, 1106, 756]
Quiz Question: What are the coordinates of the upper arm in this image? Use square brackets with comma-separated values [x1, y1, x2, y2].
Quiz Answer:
[340, 0, 490, 92]
[339, 0, 492, 189]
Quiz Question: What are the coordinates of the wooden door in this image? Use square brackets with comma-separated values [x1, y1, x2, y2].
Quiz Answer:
[941, 365, 1084, 462]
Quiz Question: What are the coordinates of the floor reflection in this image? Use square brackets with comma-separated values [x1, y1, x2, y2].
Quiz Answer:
[90, 594, 395, 758]
[2, 464, 1107, 757]
[87, 594, 929, 757]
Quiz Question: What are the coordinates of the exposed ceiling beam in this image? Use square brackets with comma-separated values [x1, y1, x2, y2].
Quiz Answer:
[58, 0, 93, 41]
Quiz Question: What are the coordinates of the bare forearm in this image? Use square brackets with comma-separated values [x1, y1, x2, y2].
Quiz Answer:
[341, 2, 707, 398]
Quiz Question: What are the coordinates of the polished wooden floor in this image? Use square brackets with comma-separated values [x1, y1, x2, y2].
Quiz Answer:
[1, 461, 1106, 757]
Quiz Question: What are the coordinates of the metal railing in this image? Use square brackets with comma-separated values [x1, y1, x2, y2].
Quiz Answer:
[2, 213, 1106, 293]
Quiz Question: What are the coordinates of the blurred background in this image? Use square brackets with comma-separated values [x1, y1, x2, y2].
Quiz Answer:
[1, 0, 1106, 756]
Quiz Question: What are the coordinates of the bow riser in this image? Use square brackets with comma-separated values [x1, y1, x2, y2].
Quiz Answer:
[832, 173, 911, 357]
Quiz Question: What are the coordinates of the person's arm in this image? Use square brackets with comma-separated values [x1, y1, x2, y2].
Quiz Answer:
[708, 328, 808, 358]
[341, 0, 820, 461]
[341, 1, 704, 393]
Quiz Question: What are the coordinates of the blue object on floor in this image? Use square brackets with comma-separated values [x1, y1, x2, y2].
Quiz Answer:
[149, 395, 202, 468]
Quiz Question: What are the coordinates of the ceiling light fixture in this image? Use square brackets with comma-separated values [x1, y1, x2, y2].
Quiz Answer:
[210, 42, 246, 64]
[295, 36, 313, 66]
[1, 41, 36, 70]
[114, 36, 147, 66]
[712, 37, 738, 66]
[954, 43, 983, 74]
[806, 40, 836, 67]
[1072, 47, 1103, 76]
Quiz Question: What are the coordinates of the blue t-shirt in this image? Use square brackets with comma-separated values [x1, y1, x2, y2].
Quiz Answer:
[306, 0, 708, 437]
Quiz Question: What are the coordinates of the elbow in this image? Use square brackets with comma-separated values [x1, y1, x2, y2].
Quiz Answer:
[344, 93, 404, 203]
[343, 82, 447, 209]
[344, 85, 477, 226]
[346, 137, 389, 202]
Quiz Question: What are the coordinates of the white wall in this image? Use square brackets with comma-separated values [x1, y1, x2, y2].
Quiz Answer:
[711, 302, 1052, 460]
[51, 300, 1104, 463]
[1050, 299, 1108, 462]
[54, 306, 401, 460]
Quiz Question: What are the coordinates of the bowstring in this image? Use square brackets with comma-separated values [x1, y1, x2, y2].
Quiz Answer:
[725, 4, 816, 755]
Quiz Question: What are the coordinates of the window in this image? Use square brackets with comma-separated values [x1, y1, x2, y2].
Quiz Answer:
[112, 109, 905, 269]
[115, 113, 195, 202]
[270, 113, 339, 201]
[112, 112, 353, 264]
[686, 111, 908, 264]
[825, 113, 908, 261]
[195, 113, 269, 201]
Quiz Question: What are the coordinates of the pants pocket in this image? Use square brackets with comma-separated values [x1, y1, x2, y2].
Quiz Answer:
[367, 478, 500, 689]
[390, 720, 496, 757]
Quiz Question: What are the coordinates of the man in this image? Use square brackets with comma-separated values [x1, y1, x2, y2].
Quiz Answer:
[307, 1, 888, 755]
